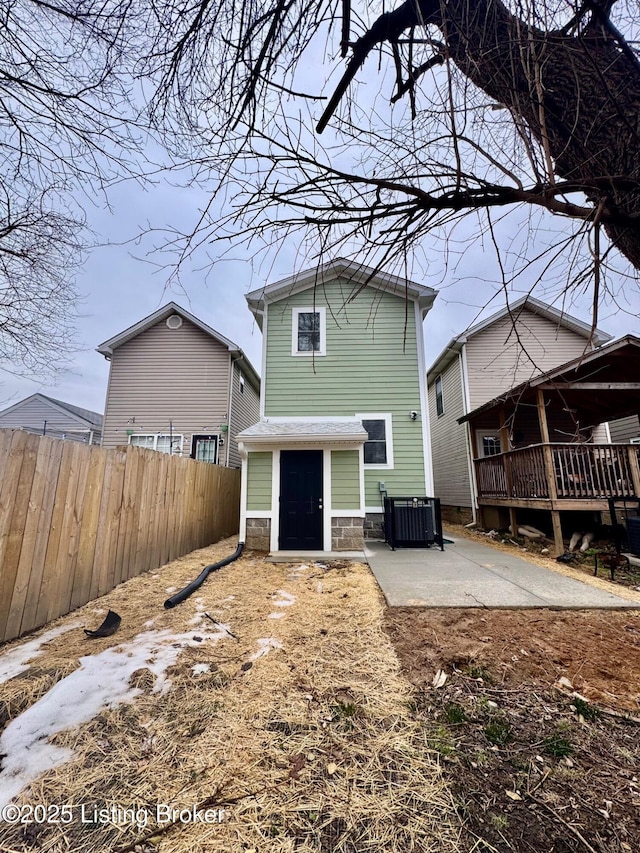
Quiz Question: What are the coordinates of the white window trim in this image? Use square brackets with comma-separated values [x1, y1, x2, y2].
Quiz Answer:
[356, 412, 394, 470]
[129, 433, 184, 454]
[291, 306, 326, 356]
[475, 429, 503, 458]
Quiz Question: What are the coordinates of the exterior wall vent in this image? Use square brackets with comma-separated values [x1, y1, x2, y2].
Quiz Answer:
[166, 315, 183, 330]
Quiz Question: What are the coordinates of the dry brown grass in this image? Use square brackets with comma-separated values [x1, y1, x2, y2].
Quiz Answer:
[0, 539, 460, 853]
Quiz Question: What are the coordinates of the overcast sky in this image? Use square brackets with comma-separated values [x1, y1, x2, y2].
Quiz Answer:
[1, 2, 638, 421]
[1, 158, 638, 418]
[1, 172, 638, 418]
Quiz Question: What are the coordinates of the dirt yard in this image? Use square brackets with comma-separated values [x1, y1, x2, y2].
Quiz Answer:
[385, 607, 640, 852]
[1, 535, 639, 853]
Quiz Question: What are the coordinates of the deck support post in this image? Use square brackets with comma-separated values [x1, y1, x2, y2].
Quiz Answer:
[551, 510, 564, 556]
[537, 390, 564, 553]
[628, 447, 640, 496]
[508, 507, 518, 538]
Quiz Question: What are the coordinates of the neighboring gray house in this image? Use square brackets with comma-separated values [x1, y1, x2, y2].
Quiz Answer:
[609, 415, 640, 444]
[426, 296, 612, 524]
[97, 302, 260, 467]
[0, 394, 103, 444]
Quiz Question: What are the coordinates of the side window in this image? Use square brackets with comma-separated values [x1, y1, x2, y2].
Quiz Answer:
[357, 413, 394, 468]
[130, 433, 184, 454]
[362, 419, 387, 464]
[482, 436, 502, 456]
[476, 431, 503, 458]
[435, 375, 444, 416]
[239, 374, 245, 394]
[292, 307, 326, 355]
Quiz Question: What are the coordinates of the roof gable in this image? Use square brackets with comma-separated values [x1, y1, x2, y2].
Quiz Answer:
[96, 302, 240, 357]
[427, 295, 613, 379]
[0, 393, 103, 428]
[246, 258, 437, 328]
[96, 301, 261, 389]
[459, 335, 640, 424]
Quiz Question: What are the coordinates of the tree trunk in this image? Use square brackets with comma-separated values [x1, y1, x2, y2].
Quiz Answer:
[367, 0, 640, 268]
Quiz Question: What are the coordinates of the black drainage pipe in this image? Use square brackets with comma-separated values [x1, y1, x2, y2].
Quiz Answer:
[164, 542, 244, 609]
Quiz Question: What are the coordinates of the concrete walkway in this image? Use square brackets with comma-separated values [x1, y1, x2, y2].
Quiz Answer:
[364, 536, 637, 608]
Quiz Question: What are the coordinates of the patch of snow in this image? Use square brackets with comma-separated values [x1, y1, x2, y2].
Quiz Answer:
[250, 638, 283, 661]
[143, 618, 157, 628]
[268, 612, 286, 620]
[165, 587, 177, 594]
[192, 663, 210, 676]
[0, 626, 228, 807]
[0, 623, 81, 686]
[272, 590, 296, 607]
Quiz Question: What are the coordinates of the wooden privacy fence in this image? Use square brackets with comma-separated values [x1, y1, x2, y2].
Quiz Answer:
[0, 429, 241, 643]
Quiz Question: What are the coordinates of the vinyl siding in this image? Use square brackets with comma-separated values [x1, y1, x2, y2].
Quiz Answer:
[428, 355, 474, 507]
[0, 398, 101, 443]
[465, 308, 593, 410]
[247, 452, 272, 510]
[264, 280, 426, 502]
[228, 361, 261, 468]
[331, 450, 360, 509]
[101, 317, 230, 457]
[608, 415, 640, 443]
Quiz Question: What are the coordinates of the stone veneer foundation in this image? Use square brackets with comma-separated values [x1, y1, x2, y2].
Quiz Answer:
[245, 516, 369, 551]
[331, 517, 364, 550]
[363, 513, 384, 540]
[245, 518, 271, 550]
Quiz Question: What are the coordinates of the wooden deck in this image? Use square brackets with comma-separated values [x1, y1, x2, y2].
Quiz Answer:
[475, 443, 640, 510]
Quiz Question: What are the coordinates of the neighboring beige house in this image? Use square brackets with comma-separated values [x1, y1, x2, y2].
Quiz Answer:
[426, 296, 612, 524]
[97, 302, 260, 467]
[0, 393, 102, 444]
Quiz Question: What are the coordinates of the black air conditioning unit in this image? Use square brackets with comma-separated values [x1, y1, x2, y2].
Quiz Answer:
[627, 516, 640, 556]
[384, 497, 444, 550]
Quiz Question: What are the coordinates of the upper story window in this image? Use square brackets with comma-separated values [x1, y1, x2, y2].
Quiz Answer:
[129, 433, 183, 454]
[357, 413, 394, 469]
[435, 375, 444, 416]
[292, 307, 326, 356]
[239, 374, 245, 394]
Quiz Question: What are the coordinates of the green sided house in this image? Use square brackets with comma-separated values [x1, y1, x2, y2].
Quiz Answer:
[237, 259, 437, 552]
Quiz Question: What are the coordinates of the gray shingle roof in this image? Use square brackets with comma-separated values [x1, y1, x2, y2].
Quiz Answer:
[237, 419, 368, 440]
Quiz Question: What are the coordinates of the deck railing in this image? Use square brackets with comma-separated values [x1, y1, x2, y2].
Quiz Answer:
[475, 443, 640, 501]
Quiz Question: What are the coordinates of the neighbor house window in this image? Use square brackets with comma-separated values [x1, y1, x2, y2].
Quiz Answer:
[129, 433, 184, 454]
[482, 436, 502, 456]
[357, 413, 394, 468]
[292, 307, 326, 356]
[191, 434, 218, 463]
[239, 374, 245, 394]
[435, 375, 444, 416]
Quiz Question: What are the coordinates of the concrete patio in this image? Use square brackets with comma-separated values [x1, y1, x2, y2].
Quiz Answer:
[364, 535, 638, 608]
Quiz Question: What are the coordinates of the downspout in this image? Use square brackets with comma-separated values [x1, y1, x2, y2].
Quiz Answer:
[164, 542, 244, 608]
[460, 345, 478, 525]
[226, 355, 235, 466]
